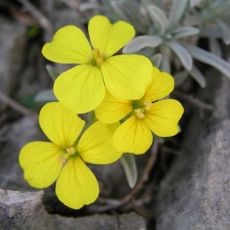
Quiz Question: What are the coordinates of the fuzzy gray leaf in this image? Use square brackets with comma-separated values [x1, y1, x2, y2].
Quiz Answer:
[160, 46, 171, 72]
[35, 89, 56, 102]
[167, 41, 193, 71]
[151, 54, 162, 67]
[148, 5, 169, 34]
[209, 38, 222, 57]
[172, 26, 199, 39]
[174, 71, 189, 86]
[120, 154, 137, 188]
[169, 0, 188, 27]
[190, 66, 206, 88]
[190, 0, 205, 8]
[184, 44, 230, 79]
[46, 65, 59, 81]
[123, 35, 162, 53]
[217, 20, 230, 45]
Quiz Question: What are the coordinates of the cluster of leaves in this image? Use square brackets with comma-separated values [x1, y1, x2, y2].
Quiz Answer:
[101, 0, 230, 88]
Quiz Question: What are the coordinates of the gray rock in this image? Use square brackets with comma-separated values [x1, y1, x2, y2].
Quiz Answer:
[155, 74, 230, 230]
[0, 17, 26, 97]
[0, 117, 41, 190]
[0, 189, 146, 230]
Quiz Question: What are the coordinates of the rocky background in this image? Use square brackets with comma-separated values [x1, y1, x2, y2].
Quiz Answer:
[0, 0, 230, 230]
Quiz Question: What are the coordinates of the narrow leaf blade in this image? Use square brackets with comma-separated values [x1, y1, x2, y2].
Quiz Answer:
[35, 89, 56, 102]
[217, 20, 230, 45]
[120, 154, 137, 188]
[169, 0, 188, 27]
[167, 41, 193, 71]
[151, 54, 162, 67]
[148, 5, 169, 34]
[123, 35, 162, 53]
[190, 66, 206, 88]
[172, 26, 199, 39]
[184, 44, 230, 79]
[46, 65, 59, 81]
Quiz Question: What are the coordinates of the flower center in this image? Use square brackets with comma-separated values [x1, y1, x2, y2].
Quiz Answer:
[132, 101, 152, 119]
[92, 48, 104, 66]
[65, 146, 75, 155]
[59, 146, 77, 165]
[134, 108, 145, 119]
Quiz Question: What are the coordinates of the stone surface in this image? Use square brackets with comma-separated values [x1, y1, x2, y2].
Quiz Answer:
[0, 117, 40, 190]
[0, 189, 146, 230]
[0, 17, 26, 96]
[155, 74, 230, 230]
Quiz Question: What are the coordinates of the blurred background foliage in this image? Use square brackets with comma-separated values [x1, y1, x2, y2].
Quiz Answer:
[102, 0, 230, 88]
[26, 0, 230, 103]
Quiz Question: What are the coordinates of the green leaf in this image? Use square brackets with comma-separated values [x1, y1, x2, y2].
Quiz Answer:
[167, 41, 193, 71]
[120, 154, 137, 188]
[46, 65, 59, 81]
[184, 44, 230, 79]
[217, 20, 230, 45]
[123, 35, 162, 53]
[169, 0, 188, 27]
[35, 89, 56, 103]
[190, 66, 206, 88]
[148, 5, 169, 35]
[172, 26, 199, 39]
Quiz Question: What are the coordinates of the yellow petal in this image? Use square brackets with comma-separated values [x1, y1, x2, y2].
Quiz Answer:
[19, 141, 63, 188]
[54, 65, 105, 114]
[78, 121, 122, 164]
[113, 116, 153, 154]
[42, 25, 92, 64]
[102, 55, 152, 100]
[142, 68, 175, 102]
[55, 157, 99, 209]
[88, 15, 135, 57]
[144, 99, 184, 137]
[39, 102, 85, 147]
[95, 91, 132, 124]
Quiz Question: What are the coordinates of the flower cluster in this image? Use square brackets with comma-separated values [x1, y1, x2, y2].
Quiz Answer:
[19, 15, 184, 209]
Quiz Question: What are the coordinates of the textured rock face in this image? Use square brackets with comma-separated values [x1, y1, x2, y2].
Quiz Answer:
[0, 189, 146, 230]
[0, 117, 40, 190]
[0, 17, 26, 97]
[155, 75, 230, 230]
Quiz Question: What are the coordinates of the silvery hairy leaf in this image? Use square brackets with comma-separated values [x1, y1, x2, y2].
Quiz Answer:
[172, 26, 199, 39]
[174, 71, 189, 86]
[190, 0, 205, 8]
[151, 54, 162, 67]
[209, 38, 222, 57]
[190, 66, 206, 88]
[184, 44, 230, 79]
[169, 0, 189, 27]
[147, 5, 169, 35]
[217, 20, 230, 45]
[120, 154, 137, 188]
[35, 89, 56, 103]
[46, 65, 59, 81]
[167, 41, 193, 71]
[123, 35, 162, 53]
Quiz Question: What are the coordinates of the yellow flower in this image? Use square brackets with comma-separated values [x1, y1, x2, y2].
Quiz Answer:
[19, 102, 122, 209]
[42, 15, 152, 113]
[96, 67, 184, 154]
